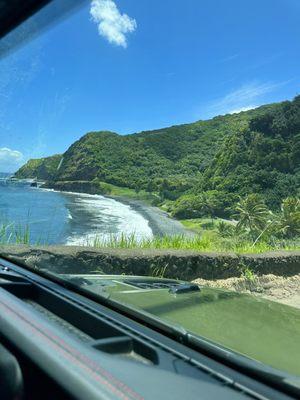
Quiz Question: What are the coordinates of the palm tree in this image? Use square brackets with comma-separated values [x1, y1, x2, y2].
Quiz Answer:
[199, 193, 213, 218]
[278, 197, 300, 238]
[234, 194, 270, 238]
[217, 221, 235, 238]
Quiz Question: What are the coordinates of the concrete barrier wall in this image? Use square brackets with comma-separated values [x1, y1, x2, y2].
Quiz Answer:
[1, 246, 300, 281]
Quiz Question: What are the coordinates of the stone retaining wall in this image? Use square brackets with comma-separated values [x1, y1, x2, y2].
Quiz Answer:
[1, 246, 300, 281]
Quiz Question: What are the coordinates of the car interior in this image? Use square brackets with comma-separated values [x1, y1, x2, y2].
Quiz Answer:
[0, 1, 299, 400]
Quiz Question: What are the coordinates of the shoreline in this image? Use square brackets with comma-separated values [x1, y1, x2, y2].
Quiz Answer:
[41, 185, 195, 237]
[106, 195, 195, 237]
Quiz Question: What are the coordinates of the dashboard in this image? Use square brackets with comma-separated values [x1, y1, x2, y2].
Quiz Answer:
[0, 256, 297, 400]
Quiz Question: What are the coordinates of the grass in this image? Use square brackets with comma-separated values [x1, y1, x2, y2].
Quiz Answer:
[1, 219, 299, 254]
[87, 231, 300, 254]
[181, 217, 236, 234]
[98, 181, 158, 205]
[0, 222, 31, 245]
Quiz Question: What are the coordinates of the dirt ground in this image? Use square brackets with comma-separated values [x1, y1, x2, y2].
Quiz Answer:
[193, 273, 300, 309]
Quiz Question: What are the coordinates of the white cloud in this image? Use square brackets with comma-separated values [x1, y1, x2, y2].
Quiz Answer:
[90, 0, 137, 48]
[0, 147, 23, 172]
[203, 81, 288, 118]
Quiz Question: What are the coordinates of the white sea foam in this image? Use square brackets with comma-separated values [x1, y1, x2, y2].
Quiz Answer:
[63, 193, 153, 246]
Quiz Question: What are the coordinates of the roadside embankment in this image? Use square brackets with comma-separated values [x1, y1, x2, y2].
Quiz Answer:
[1, 246, 299, 280]
[193, 274, 300, 309]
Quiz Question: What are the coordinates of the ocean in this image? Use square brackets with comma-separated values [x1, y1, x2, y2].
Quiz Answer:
[0, 182, 153, 245]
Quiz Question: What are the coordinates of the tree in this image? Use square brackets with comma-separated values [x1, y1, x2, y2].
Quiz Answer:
[197, 193, 215, 220]
[146, 180, 156, 194]
[277, 197, 300, 238]
[217, 221, 235, 238]
[234, 194, 270, 238]
[158, 179, 170, 201]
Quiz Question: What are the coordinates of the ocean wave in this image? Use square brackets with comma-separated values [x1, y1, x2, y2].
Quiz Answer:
[63, 192, 152, 246]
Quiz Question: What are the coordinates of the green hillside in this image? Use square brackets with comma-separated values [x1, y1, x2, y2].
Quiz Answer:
[172, 96, 300, 218]
[14, 154, 62, 181]
[15, 96, 300, 218]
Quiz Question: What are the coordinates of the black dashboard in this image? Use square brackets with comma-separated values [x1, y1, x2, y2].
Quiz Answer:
[0, 257, 296, 400]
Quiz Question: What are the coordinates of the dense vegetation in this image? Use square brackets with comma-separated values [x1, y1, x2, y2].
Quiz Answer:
[175, 96, 300, 219]
[14, 154, 62, 181]
[15, 96, 300, 224]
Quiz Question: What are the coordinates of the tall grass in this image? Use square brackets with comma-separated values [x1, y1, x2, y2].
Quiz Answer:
[89, 232, 300, 254]
[1, 221, 299, 254]
[0, 222, 31, 245]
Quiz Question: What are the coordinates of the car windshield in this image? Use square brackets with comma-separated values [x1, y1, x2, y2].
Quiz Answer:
[0, 0, 300, 383]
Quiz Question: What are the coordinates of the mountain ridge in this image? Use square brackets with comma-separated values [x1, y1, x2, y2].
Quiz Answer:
[15, 97, 300, 218]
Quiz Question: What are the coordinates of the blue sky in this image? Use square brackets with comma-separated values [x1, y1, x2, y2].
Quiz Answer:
[0, 0, 300, 172]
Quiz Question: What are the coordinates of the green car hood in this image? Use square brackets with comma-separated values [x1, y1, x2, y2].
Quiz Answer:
[65, 274, 300, 377]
